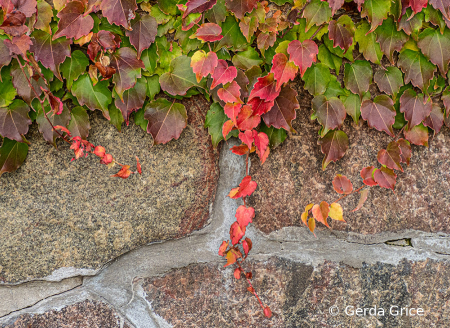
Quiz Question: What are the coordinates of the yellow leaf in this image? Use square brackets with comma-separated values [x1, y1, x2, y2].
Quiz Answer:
[329, 203, 345, 222]
[308, 217, 316, 236]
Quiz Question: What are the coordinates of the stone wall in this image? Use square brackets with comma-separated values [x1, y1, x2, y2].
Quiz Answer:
[1, 92, 450, 328]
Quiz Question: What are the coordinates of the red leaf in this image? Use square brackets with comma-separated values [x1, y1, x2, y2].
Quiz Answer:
[239, 130, 254, 148]
[228, 175, 257, 199]
[373, 167, 397, 191]
[110, 47, 144, 99]
[211, 59, 237, 89]
[136, 156, 142, 174]
[234, 267, 242, 279]
[48, 93, 63, 115]
[404, 123, 429, 146]
[190, 50, 218, 83]
[126, 14, 157, 58]
[422, 103, 444, 135]
[397, 138, 412, 165]
[100, 0, 137, 29]
[351, 188, 370, 212]
[114, 78, 146, 124]
[360, 95, 396, 137]
[0, 100, 31, 142]
[264, 307, 272, 318]
[224, 103, 242, 125]
[236, 105, 261, 131]
[218, 240, 228, 256]
[53, 125, 72, 137]
[312, 201, 330, 228]
[332, 174, 353, 194]
[377, 140, 403, 171]
[399, 89, 432, 129]
[324, 0, 345, 15]
[242, 237, 252, 257]
[144, 98, 187, 145]
[94, 146, 106, 157]
[230, 144, 249, 155]
[218, 81, 242, 103]
[402, 0, 428, 14]
[262, 85, 298, 133]
[312, 96, 346, 136]
[253, 131, 269, 163]
[31, 30, 71, 81]
[235, 205, 255, 228]
[318, 130, 349, 170]
[184, 0, 217, 17]
[100, 153, 113, 165]
[0, 12, 28, 36]
[328, 17, 354, 52]
[230, 221, 246, 245]
[248, 73, 280, 102]
[111, 165, 132, 179]
[222, 119, 235, 139]
[4, 35, 32, 57]
[287, 39, 319, 77]
[53, 1, 94, 40]
[271, 53, 298, 91]
[225, 0, 258, 19]
[0, 0, 36, 17]
[248, 97, 274, 116]
[194, 23, 223, 42]
[360, 166, 378, 186]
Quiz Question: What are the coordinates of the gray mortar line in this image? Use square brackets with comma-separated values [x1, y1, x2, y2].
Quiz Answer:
[2, 139, 450, 327]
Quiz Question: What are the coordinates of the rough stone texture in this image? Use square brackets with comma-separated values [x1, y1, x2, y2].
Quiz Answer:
[249, 81, 450, 235]
[0, 96, 219, 284]
[2, 300, 131, 328]
[0, 277, 82, 317]
[143, 257, 450, 327]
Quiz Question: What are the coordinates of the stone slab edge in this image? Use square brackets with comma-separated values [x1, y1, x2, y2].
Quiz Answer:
[1, 140, 450, 328]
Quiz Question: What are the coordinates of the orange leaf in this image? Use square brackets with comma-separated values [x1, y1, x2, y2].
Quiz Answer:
[135, 156, 142, 174]
[332, 174, 353, 194]
[301, 203, 313, 225]
[230, 144, 249, 155]
[111, 165, 132, 179]
[234, 267, 242, 279]
[312, 201, 330, 228]
[242, 237, 252, 256]
[222, 119, 235, 139]
[351, 189, 370, 212]
[94, 145, 106, 157]
[224, 250, 237, 267]
[308, 217, 316, 236]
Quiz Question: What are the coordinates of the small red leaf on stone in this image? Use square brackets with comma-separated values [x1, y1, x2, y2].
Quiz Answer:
[218, 240, 229, 256]
[264, 307, 272, 318]
[230, 144, 249, 155]
[111, 165, 132, 179]
[377, 140, 403, 171]
[243, 237, 252, 256]
[234, 267, 242, 279]
[360, 166, 378, 186]
[373, 166, 397, 191]
[136, 156, 142, 174]
[397, 138, 412, 165]
[332, 174, 353, 194]
[94, 145, 106, 157]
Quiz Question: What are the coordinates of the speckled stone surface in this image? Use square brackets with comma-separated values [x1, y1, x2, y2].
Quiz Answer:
[2, 300, 131, 328]
[143, 257, 450, 328]
[0, 96, 219, 283]
[248, 81, 450, 235]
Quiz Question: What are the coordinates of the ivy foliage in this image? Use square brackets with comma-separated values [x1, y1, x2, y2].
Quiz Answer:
[0, 0, 449, 178]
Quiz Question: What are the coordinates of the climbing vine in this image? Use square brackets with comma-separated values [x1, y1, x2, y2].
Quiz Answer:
[1, 0, 450, 319]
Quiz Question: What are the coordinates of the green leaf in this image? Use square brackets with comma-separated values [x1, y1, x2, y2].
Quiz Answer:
[398, 8, 424, 40]
[214, 15, 247, 52]
[159, 55, 205, 96]
[340, 93, 362, 124]
[344, 61, 373, 96]
[141, 43, 158, 75]
[68, 106, 90, 139]
[302, 63, 333, 96]
[0, 138, 28, 177]
[205, 0, 227, 24]
[259, 121, 287, 148]
[318, 44, 342, 72]
[205, 102, 239, 148]
[155, 36, 183, 73]
[398, 49, 437, 91]
[302, 0, 332, 32]
[417, 27, 450, 75]
[72, 74, 112, 119]
[232, 47, 263, 70]
[146, 75, 161, 100]
[294, 18, 328, 42]
[60, 50, 89, 90]
[133, 106, 148, 132]
[108, 102, 125, 132]
[355, 21, 382, 64]
[36, 104, 71, 146]
[374, 66, 404, 99]
[323, 78, 347, 98]
[158, 0, 186, 15]
[150, 4, 172, 25]
[374, 17, 409, 64]
[323, 34, 354, 61]
[0, 67, 17, 108]
[361, 0, 391, 32]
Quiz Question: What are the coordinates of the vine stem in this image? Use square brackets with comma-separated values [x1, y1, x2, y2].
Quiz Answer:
[309, 24, 325, 40]
[15, 55, 70, 144]
[236, 261, 266, 312]
[332, 185, 365, 204]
